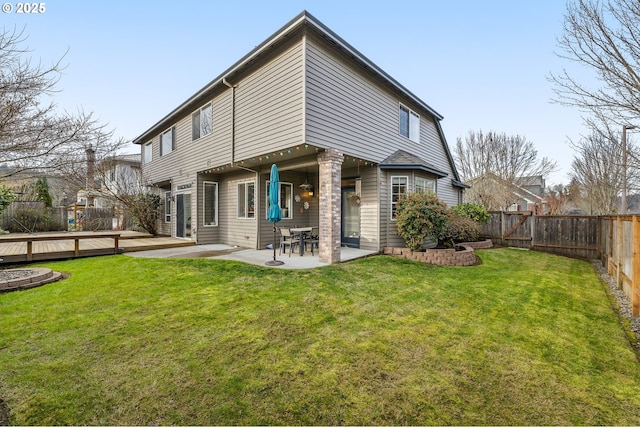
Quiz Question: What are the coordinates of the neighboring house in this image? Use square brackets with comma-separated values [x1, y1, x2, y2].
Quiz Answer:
[465, 172, 546, 213]
[133, 11, 465, 264]
[77, 154, 142, 209]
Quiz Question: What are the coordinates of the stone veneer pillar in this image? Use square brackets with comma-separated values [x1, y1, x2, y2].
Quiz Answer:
[317, 148, 344, 264]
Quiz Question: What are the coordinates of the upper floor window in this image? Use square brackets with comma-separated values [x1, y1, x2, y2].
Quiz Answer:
[160, 127, 175, 156]
[266, 182, 293, 219]
[192, 103, 212, 140]
[415, 177, 436, 194]
[238, 181, 255, 219]
[143, 141, 152, 164]
[391, 176, 408, 219]
[399, 104, 420, 143]
[203, 181, 218, 226]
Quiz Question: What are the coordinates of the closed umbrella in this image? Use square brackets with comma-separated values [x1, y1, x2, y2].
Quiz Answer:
[266, 164, 284, 266]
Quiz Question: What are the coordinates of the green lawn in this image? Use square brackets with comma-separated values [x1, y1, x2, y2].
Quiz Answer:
[1, 249, 640, 425]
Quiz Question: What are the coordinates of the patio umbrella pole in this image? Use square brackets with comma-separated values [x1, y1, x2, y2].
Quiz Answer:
[272, 224, 277, 262]
[265, 164, 284, 266]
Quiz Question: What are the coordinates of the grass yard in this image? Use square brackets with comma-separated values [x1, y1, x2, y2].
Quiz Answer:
[1, 248, 640, 425]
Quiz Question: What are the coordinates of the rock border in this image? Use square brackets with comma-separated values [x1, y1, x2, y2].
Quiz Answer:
[384, 240, 492, 266]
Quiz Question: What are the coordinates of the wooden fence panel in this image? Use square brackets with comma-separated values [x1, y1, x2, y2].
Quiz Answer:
[1, 202, 66, 232]
[532, 216, 599, 260]
[502, 212, 533, 249]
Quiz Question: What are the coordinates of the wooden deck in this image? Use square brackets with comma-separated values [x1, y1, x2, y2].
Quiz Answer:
[0, 231, 195, 264]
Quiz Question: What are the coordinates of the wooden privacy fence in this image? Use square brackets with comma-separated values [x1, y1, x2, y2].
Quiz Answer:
[1, 201, 66, 232]
[483, 212, 640, 316]
[483, 212, 600, 259]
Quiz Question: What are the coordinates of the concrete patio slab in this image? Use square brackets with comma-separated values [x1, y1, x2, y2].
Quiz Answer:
[124, 244, 378, 269]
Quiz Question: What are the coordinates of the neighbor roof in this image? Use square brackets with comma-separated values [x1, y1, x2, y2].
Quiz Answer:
[133, 10, 444, 145]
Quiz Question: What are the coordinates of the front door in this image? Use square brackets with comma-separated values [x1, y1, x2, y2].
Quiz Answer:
[341, 186, 360, 248]
[176, 193, 191, 238]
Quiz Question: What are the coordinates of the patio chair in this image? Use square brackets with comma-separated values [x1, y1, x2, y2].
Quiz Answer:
[306, 227, 319, 256]
[279, 228, 300, 257]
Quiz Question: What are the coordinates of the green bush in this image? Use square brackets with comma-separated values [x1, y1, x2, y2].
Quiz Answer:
[395, 192, 449, 251]
[0, 186, 15, 216]
[439, 213, 482, 248]
[450, 202, 491, 224]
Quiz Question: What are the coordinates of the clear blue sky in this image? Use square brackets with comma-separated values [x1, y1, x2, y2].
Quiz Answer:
[3, 0, 588, 185]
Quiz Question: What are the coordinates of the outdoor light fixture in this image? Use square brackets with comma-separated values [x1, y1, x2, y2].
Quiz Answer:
[300, 178, 313, 192]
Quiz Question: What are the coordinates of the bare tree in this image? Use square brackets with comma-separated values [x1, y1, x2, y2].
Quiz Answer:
[544, 184, 572, 215]
[0, 27, 127, 179]
[568, 125, 640, 214]
[455, 130, 556, 210]
[550, 0, 640, 124]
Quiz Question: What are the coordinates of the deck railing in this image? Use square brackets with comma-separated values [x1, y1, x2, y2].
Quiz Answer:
[0, 233, 121, 263]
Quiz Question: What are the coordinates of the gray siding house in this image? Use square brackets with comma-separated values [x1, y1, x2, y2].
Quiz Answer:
[133, 11, 466, 264]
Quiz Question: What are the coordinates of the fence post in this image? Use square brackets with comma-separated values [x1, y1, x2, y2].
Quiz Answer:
[500, 211, 506, 246]
[633, 216, 640, 316]
[617, 216, 623, 289]
[530, 210, 536, 249]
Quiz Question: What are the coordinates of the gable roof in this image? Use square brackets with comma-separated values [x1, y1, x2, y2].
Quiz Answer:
[379, 150, 448, 178]
[132, 10, 444, 145]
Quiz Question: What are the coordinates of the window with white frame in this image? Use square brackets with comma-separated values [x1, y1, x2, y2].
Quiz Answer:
[143, 142, 152, 164]
[399, 104, 420, 143]
[237, 182, 255, 219]
[391, 176, 408, 219]
[266, 182, 293, 219]
[415, 176, 436, 194]
[203, 181, 218, 226]
[160, 127, 175, 156]
[164, 191, 171, 222]
[192, 103, 212, 140]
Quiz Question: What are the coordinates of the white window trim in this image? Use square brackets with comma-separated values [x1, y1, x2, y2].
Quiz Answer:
[143, 141, 152, 164]
[415, 176, 436, 194]
[164, 191, 171, 223]
[265, 181, 294, 220]
[192, 102, 212, 141]
[160, 126, 176, 156]
[391, 175, 408, 220]
[237, 181, 256, 219]
[203, 181, 218, 227]
[399, 103, 420, 143]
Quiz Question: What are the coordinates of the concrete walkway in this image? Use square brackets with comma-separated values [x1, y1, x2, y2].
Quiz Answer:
[124, 244, 378, 269]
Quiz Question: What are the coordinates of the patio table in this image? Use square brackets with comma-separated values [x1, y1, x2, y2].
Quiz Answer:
[290, 227, 313, 256]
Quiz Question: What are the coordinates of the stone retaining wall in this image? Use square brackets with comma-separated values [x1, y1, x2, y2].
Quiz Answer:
[383, 240, 492, 266]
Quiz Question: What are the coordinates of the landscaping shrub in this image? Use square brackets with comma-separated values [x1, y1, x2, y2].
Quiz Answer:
[439, 213, 482, 248]
[450, 202, 491, 224]
[395, 192, 449, 251]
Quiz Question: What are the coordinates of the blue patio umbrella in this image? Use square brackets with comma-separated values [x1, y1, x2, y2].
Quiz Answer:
[266, 164, 284, 265]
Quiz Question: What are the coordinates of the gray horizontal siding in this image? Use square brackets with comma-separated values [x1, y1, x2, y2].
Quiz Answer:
[305, 34, 461, 209]
[141, 39, 304, 188]
[221, 172, 258, 248]
[234, 41, 305, 161]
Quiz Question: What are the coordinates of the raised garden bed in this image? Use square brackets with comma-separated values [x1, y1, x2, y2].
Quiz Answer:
[384, 239, 492, 266]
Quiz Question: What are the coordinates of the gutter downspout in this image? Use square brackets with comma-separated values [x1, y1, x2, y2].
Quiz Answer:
[223, 78, 237, 166]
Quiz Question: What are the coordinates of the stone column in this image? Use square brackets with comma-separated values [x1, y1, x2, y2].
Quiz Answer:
[317, 148, 344, 264]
